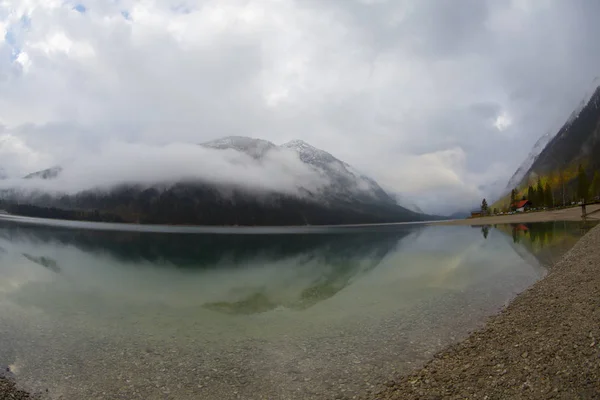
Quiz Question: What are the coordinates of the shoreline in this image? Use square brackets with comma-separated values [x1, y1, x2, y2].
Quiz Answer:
[435, 204, 600, 226]
[371, 223, 600, 399]
[0, 213, 437, 234]
[2, 204, 597, 233]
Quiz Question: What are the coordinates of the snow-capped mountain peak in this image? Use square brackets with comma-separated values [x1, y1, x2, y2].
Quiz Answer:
[199, 136, 420, 211]
[201, 136, 276, 159]
[280, 139, 337, 165]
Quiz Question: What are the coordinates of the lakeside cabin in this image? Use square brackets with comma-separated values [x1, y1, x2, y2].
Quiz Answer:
[513, 199, 532, 213]
[470, 211, 483, 218]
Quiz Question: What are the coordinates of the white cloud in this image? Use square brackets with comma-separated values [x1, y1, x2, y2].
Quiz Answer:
[0, 0, 598, 215]
[494, 112, 512, 131]
[0, 141, 331, 196]
[0, 133, 53, 176]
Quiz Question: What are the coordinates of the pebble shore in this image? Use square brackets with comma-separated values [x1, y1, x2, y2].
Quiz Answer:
[372, 223, 600, 399]
[0, 373, 34, 400]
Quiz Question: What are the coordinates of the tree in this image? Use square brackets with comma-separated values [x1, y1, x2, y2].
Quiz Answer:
[510, 188, 517, 209]
[492, 207, 498, 215]
[590, 171, 600, 201]
[577, 164, 589, 202]
[544, 182, 553, 208]
[558, 170, 566, 207]
[481, 225, 489, 239]
[536, 177, 544, 206]
[481, 198, 488, 214]
[527, 185, 535, 204]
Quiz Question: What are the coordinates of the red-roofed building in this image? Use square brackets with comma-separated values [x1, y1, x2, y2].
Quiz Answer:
[512, 199, 532, 212]
[514, 224, 529, 231]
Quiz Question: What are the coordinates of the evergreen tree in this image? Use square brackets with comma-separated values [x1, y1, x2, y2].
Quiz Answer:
[577, 164, 589, 202]
[558, 170, 566, 207]
[591, 171, 600, 201]
[536, 177, 544, 206]
[544, 183, 553, 208]
[481, 198, 488, 214]
[527, 185, 535, 204]
[510, 188, 517, 210]
[481, 226, 489, 239]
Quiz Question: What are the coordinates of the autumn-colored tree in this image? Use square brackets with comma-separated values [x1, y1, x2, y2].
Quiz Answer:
[536, 177, 544, 206]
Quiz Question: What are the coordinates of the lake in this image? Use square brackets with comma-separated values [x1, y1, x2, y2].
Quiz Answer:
[0, 217, 595, 399]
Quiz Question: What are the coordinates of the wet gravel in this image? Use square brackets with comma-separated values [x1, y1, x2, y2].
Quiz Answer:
[0, 368, 35, 400]
[0, 267, 542, 400]
[372, 224, 600, 400]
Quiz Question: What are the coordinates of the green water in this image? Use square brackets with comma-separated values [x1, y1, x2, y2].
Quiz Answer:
[0, 218, 595, 399]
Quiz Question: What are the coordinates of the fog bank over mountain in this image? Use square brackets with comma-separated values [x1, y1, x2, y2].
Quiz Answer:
[0, 137, 430, 226]
[0, 141, 331, 197]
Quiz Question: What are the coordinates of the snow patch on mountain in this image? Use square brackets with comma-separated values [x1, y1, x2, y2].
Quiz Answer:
[503, 79, 600, 201]
[13, 137, 425, 216]
[206, 137, 423, 212]
[505, 131, 553, 191]
[280, 139, 398, 204]
[202, 136, 276, 159]
[565, 77, 600, 126]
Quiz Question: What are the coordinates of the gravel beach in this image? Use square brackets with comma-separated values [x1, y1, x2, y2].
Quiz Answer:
[372, 223, 600, 400]
[0, 375, 34, 400]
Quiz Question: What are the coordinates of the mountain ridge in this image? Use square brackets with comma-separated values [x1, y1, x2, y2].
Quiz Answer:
[2, 137, 434, 225]
[497, 83, 600, 209]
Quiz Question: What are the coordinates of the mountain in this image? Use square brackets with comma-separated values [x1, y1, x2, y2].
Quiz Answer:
[388, 192, 424, 214]
[2, 137, 433, 226]
[448, 210, 471, 219]
[23, 166, 63, 180]
[505, 131, 553, 192]
[498, 84, 600, 207]
[527, 85, 600, 176]
[201, 136, 276, 159]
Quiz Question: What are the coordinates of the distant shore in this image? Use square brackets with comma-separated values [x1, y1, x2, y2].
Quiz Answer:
[437, 203, 600, 226]
[372, 222, 600, 399]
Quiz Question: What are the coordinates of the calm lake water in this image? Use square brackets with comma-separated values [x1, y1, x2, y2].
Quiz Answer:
[0, 217, 595, 399]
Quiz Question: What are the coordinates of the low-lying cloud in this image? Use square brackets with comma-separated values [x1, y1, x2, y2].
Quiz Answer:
[0, 142, 331, 197]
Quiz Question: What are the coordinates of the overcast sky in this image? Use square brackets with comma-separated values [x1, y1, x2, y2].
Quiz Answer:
[0, 0, 599, 215]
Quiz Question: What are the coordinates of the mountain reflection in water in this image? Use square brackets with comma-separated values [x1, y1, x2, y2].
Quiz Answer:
[0, 220, 595, 400]
[0, 222, 417, 314]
